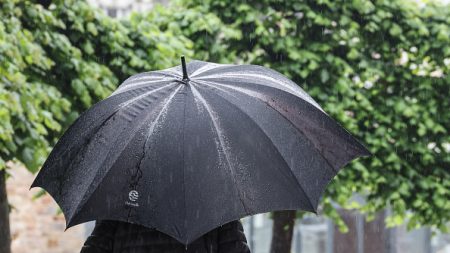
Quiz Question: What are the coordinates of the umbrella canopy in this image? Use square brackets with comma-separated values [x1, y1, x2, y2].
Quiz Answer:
[31, 57, 370, 245]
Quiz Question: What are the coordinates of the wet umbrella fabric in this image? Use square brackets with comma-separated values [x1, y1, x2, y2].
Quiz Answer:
[31, 59, 370, 245]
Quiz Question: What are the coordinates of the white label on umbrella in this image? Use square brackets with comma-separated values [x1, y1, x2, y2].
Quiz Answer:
[129, 190, 139, 202]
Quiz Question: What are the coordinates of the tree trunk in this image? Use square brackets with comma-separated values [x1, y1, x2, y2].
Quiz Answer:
[270, 210, 297, 253]
[0, 170, 11, 253]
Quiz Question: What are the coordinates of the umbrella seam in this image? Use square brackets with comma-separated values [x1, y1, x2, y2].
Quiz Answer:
[189, 83, 251, 216]
[182, 85, 188, 242]
[112, 79, 174, 96]
[113, 71, 180, 96]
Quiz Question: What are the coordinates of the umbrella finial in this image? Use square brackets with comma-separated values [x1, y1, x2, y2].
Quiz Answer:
[181, 56, 189, 82]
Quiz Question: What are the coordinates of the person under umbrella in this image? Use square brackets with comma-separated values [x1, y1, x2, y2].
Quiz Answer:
[80, 219, 250, 253]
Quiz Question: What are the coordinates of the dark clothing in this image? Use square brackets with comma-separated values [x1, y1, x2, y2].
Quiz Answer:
[80, 220, 251, 253]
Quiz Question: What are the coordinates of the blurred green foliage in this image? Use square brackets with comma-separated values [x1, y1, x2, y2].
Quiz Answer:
[0, 0, 449, 233]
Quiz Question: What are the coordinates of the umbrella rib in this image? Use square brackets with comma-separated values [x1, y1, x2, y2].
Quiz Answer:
[189, 63, 220, 77]
[197, 72, 324, 112]
[189, 84, 251, 215]
[189, 63, 234, 78]
[182, 86, 188, 241]
[188, 63, 239, 78]
[68, 84, 182, 222]
[112, 79, 173, 96]
[192, 80, 317, 213]
[112, 71, 180, 96]
[194, 79, 338, 175]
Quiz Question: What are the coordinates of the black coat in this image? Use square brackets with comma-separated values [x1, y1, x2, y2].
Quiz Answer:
[80, 220, 251, 253]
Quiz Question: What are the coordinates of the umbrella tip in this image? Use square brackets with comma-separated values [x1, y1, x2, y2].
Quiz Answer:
[181, 55, 189, 81]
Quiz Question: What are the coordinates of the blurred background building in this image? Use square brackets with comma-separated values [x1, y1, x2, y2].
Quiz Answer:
[240, 211, 450, 253]
[86, 0, 167, 18]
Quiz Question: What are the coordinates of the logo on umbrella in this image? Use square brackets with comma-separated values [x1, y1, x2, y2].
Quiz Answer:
[129, 190, 139, 202]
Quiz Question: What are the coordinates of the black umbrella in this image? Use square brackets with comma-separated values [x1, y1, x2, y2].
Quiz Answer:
[31, 57, 370, 245]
